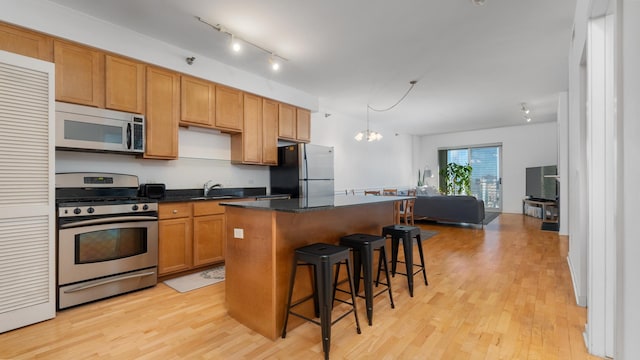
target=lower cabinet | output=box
[158,201,225,276]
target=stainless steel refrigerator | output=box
[270,144,334,198]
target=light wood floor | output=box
[0,214,602,359]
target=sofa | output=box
[413,195,485,225]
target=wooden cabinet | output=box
[215,85,243,132]
[158,202,193,275]
[145,66,179,159]
[54,40,104,107]
[278,103,296,140]
[278,103,311,143]
[192,201,226,266]
[262,99,279,164]
[231,93,262,164]
[158,201,226,276]
[231,94,280,165]
[105,55,145,113]
[180,75,215,127]
[55,41,145,113]
[0,22,52,61]
[296,108,311,143]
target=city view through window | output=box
[439,145,502,210]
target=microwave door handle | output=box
[126,123,132,149]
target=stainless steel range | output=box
[55,172,158,310]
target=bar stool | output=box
[282,243,361,360]
[339,233,394,326]
[382,225,428,297]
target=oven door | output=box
[58,219,158,286]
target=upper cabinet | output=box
[54,40,104,108]
[54,40,145,113]
[296,108,311,143]
[234,93,262,164]
[145,66,180,160]
[278,103,296,141]
[278,103,311,143]
[215,85,243,132]
[262,99,279,165]
[180,75,215,127]
[0,22,52,61]
[105,55,145,114]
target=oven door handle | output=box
[63,271,157,293]
[59,216,158,229]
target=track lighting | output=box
[521,103,532,122]
[230,35,241,53]
[269,55,280,71]
[196,16,288,71]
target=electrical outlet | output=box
[233,228,244,239]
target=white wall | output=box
[416,122,558,214]
[617,0,640,357]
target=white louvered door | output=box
[0,50,55,333]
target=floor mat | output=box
[163,266,225,293]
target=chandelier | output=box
[354,80,417,142]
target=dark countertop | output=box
[221,195,412,213]
[156,187,275,203]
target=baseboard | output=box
[567,255,587,307]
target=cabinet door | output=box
[145,66,179,159]
[158,218,193,275]
[215,85,243,132]
[54,40,104,107]
[193,214,225,266]
[105,55,145,113]
[296,108,311,143]
[242,93,262,164]
[180,75,214,127]
[262,99,279,165]
[278,103,296,140]
[0,22,52,61]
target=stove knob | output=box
[142,204,149,211]
[87,207,95,214]
[132,205,139,211]
[73,208,81,215]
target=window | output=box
[438,145,502,211]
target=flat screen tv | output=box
[526,165,557,201]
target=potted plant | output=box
[439,162,472,195]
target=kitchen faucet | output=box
[204,180,222,196]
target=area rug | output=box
[420,230,439,240]
[483,212,500,225]
[163,265,225,293]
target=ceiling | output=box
[47,0,577,136]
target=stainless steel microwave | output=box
[55,102,145,154]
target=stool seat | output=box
[340,233,394,326]
[282,242,361,360]
[382,225,428,297]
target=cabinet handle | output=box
[172,209,178,214]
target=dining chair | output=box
[364,190,381,196]
[400,189,416,225]
[382,189,398,196]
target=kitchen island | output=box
[221,195,409,340]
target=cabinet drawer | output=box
[193,201,225,216]
[159,202,192,219]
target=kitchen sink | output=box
[189,195,235,201]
